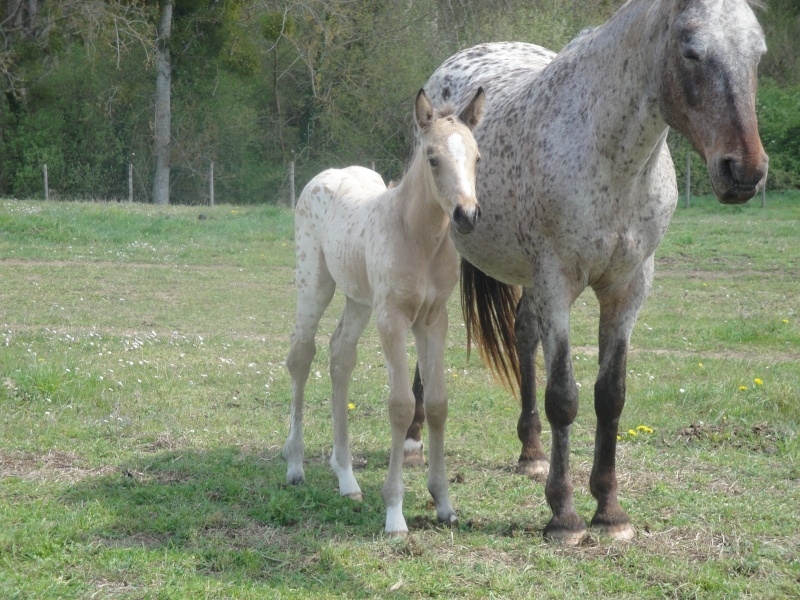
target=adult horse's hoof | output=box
[543,515,587,546]
[516,458,549,480]
[403,440,426,467]
[593,521,635,541]
[403,448,426,468]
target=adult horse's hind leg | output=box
[284,238,336,486]
[589,264,652,541]
[515,290,549,480]
[329,297,372,501]
[403,363,426,467]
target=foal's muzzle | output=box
[453,204,481,234]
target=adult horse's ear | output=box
[459,87,485,130]
[415,89,434,131]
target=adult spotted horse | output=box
[403,0,768,543]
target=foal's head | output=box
[415,87,485,234]
[658,0,768,204]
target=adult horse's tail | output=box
[460,258,521,394]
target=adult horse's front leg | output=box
[515,290,549,479]
[413,311,456,526]
[535,279,586,544]
[377,310,416,535]
[403,363,427,467]
[589,266,652,541]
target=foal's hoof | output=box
[344,492,363,502]
[516,458,549,480]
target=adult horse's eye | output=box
[429,158,438,167]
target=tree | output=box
[151,0,172,205]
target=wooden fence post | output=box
[128,162,134,203]
[43,164,49,201]
[685,152,691,208]
[209,160,215,207]
[289,161,296,209]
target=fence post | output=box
[289,161,296,209]
[761,179,766,208]
[685,152,691,208]
[209,160,215,207]
[43,164,49,200]
[128,162,134,202]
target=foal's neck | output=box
[395,150,450,251]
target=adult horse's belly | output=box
[450,216,533,286]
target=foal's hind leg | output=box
[329,297,372,500]
[284,244,336,486]
[589,265,652,541]
[515,290,549,480]
[403,363,426,467]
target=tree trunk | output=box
[152,0,172,206]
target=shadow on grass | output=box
[63,446,389,592]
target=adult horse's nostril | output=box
[474,205,482,223]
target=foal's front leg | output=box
[414,310,456,525]
[377,309,416,534]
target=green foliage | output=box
[757,78,800,190]
[0,1,798,203]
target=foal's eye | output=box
[428,158,438,167]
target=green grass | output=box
[1,195,798,598]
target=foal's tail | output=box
[460,258,521,395]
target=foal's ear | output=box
[415,89,434,131]
[459,87,486,130]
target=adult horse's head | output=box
[415,87,485,234]
[659,0,768,204]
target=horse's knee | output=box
[287,338,316,378]
[544,380,578,427]
[388,393,415,429]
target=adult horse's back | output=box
[423,0,768,543]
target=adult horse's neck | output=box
[552,0,675,179]
[395,150,451,251]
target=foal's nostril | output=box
[453,205,466,225]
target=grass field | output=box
[1,194,798,598]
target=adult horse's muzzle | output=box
[709,151,769,205]
[452,203,481,234]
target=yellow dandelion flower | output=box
[738,385,748,391]
[347,403,355,410]
[754,378,763,386]
[637,425,654,434]
[453,373,459,378]
[628,429,637,436]
[782,319,789,324]
[698,362,704,368]
[617,435,622,441]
